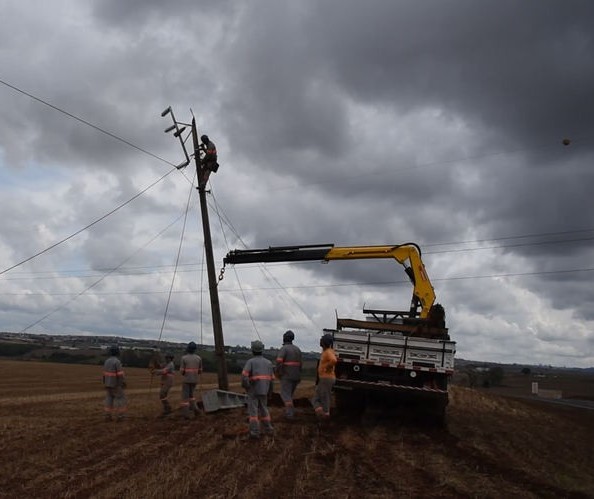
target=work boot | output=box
[104,414,112,422]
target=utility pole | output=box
[161,107,228,390]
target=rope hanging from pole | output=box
[150,172,196,396]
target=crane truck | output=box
[223,243,456,424]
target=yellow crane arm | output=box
[224,243,436,318]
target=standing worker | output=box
[153,353,175,417]
[198,134,218,187]
[180,342,202,420]
[312,334,337,420]
[102,345,127,421]
[275,330,302,419]
[241,340,274,439]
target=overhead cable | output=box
[18,212,185,334]
[0,168,177,277]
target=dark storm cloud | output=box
[91,0,232,26]
[303,1,594,142]
[209,1,594,330]
[215,1,594,162]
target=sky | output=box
[1,1,593,367]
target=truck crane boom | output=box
[223,243,436,319]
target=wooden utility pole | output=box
[161,106,228,391]
[191,118,229,390]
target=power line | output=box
[8,265,593,298]
[425,235,594,255]
[157,174,195,344]
[0,78,176,167]
[0,168,177,277]
[3,78,592,275]
[218,266,594,290]
[18,213,185,334]
[422,228,594,248]
[210,189,322,333]
[3,226,592,282]
[211,189,261,340]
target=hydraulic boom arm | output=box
[223,243,436,318]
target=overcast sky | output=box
[1,1,593,367]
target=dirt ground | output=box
[0,360,592,498]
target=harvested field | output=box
[0,360,592,498]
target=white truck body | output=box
[335,328,455,374]
[329,311,455,412]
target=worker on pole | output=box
[275,330,302,419]
[180,342,202,420]
[198,134,218,187]
[102,345,127,421]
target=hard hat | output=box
[320,334,334,349]
[187,341,197,353]
[200,134,209,143]
[251,340,264,353]
[109,345,120,356]
[283,330,295,343]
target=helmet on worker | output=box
[186,341,197,353]
[109,345,120,356]
[283,330,295,343]
[200,134,209,143]
[251,340,264,354]
[320,333,334,349]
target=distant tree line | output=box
[460,365,505,388]
[0,343,37,357]
[0,342,318,378]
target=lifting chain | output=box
[218,265,226,282]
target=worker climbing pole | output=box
[161,107,228,390]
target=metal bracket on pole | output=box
[161,106,191,169]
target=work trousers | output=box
[159,384,172,413]
[247,394,273,438]
[280,378,300,417]
[104,386,127,419]
[181,382,198,417]
[312,377,335,417]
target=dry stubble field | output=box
[0,359,593,498]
